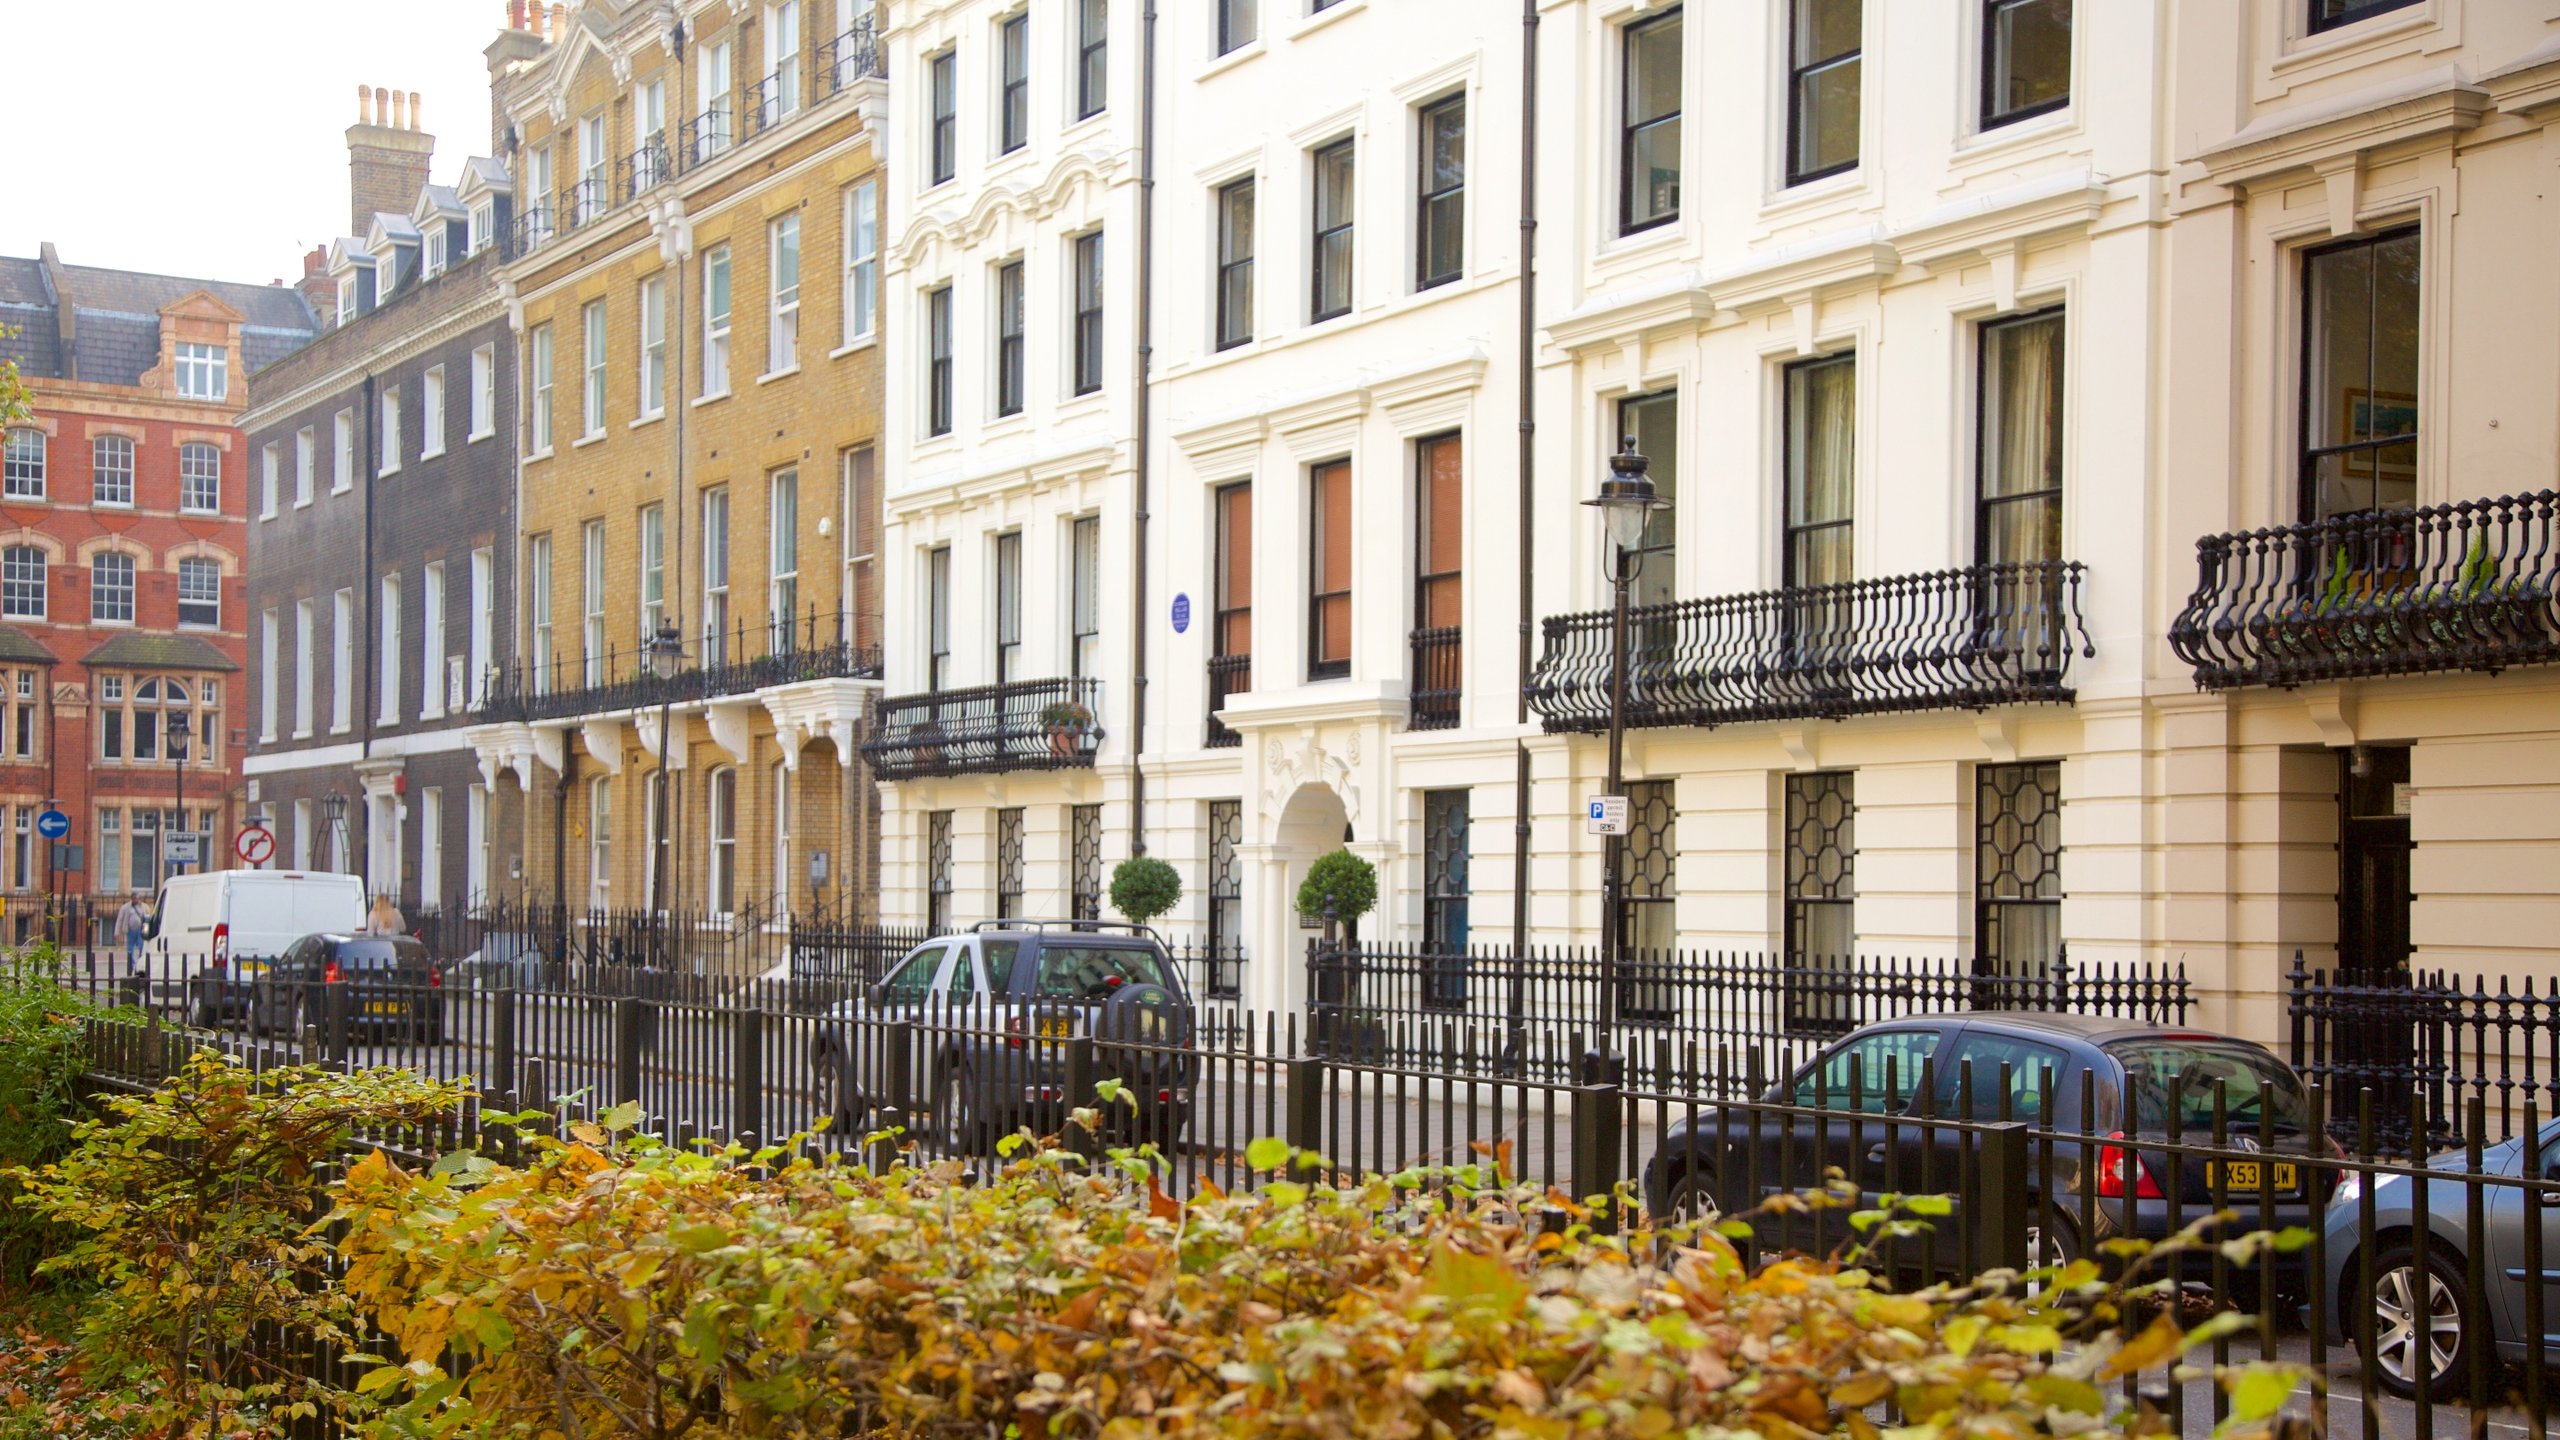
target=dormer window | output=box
[174,342,227,401]
[423,227,446,278]
[337,277,357,324]
[468,204,494,255]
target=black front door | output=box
[2337,745,2415,1108]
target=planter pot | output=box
[1048,725,1081,758]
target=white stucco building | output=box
[869,0,2560,1043]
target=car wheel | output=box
[937,1064,978,1155]
[2022,1207,2082,1296]
[810,1042,857,1140]
[2363,1242,2472,1401]
[1663,1168,1722,1228]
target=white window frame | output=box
[1,547,45,621]
[423,226,447,279]
[295,426,315,505]
[470,344,496,440]
[843,180,879,343]
[1,429,41,502]
[703,245,733,396]
[260,608,280,741]
[421,364,447,457]
[91,434,134,507]
[583,520,607,687]
[379,572,402,723]
[582,301,608,436]
[700,39,735,159]
[766,1,804,122]
[91,552,135,625]
[466,785,489,901]
[260,442,279,518]
[469,203,494,255]
[332,588,354,732]
[331,409,354,495]
[422,560,447,720]
[470,548,495,705]
[589,775,614,908]
[174,341,228,401]
[768,214,802,375]
[702,486,732,662]
[419,787,444,907]
[578,112,607,220]
[294,597,315,736]
[529,535,554,696]
[179,440,219,514]
[379,386,402,475]
[293,798,314,870]
[773,761,793,910]
[530,324,556,453]
[706,764,738,917]
[177,556,221,629]
[769,468,799,641]
[640,502,666,640]
[638,276,668,418]
[336,277,358,325]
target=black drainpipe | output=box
[359,370,379,892]
[1510,0,1539,960]
[1129,0,1159,856]
[553,749,576,908]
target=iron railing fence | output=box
[1408,625,1462,730]
[1308,940,2189,1091]
[817,16,883,94]
[1204,653,1249,748]
[862,676,1104,780]
[42,973,2560,1436]
[474,604,880,723]
[2170,489,2560,690]
[681,106,733,166]
[2285,949,2560,1155]
[617,134,673,202]
[1526,559,2092,733]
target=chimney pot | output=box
[550,5,565,41]
[392,90,406,129]
[508,0,525,28]
[358,84,372,123]
[410,92,423,131]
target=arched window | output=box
[92,435,134,506]
[1,547,45,619]
[706,766,737,917]
[179,442,222,514]
[3,430,44,500]
[588,775,613,909]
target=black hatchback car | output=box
[810,921,1197,1152]
[244,933,447,1047]
[1640,1012,2334,1284]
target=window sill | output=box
[468,428,495,444]
[572,432,608,450]
[94,500,133,511]
[1197,41,1265,82]
[330,724,351,736]
[829,335,878,359]
[1760,167,1865,223]
[293,498,312,511]
[182,505,222,516]
[629,411,666,431]
[692,389,731,408]
[420,445,446,461]
[378,467,402,479]
[259,733,278,746]
[757,365,803,386]
[291,730,312,742]
[258,510,278,522]
[1944,107,2080,182]
[1291,0,1365,41]
[522,448,554,465]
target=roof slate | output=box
[83,632,240,673]
[0,627,55,666]
[0,251,319,384]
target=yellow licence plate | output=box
[1038,1018,1072,1038]
[2207,1161,2296,1191]
[365,1001,403,1016]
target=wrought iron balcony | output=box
[818,18,883,95]
[558,180,606,231]
[1525,560,2090,734]
[682,107,733,167]
[618,135,672,203]
[1408,626,1462,730]
[474,606,881,725]
[744,71,799,137]
[862,677,1104,781]
[2168,491,2560,690]
[508,206,554,257]
[1205,654,1249,748]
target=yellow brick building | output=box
[467,0,888,949]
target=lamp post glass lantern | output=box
[165,711,191,878]
[1581,437,1668,1074]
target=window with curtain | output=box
[999,13,1029,153]
[929,51,957,184]
[1076,0,1107,119]
[770,469,799,649]
[2301,226,2420,523]
[1617,390,1679,608]
[927,285,955,436]
[1978,309,2065,671]
[1975,761,2061,984]
[1620,9,1682,233]
[707,767,737,916]
[1416,94,1464,288]
[1073,231,1105,394]
[702,486,731,666]
[1216,178,1254,350]
[1070,515,1101,678]
[1310,140,1355,322]
[994,530,1022,682]
[995,259,1025,416]
[1783,353,1855,590]
[1786,0,1862,186]
[1981,0,2070,129]
[178,558,221,628]
[926,545,952,690]
[1308,460,1351,680]
[1210,482,1251,744]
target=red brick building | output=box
[0,243,317,906]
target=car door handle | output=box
[1866,1143,1888,1165]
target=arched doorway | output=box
[1259,781,1352,1013]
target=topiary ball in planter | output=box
[1296,848,1377,927]
[1108,856,1182,926]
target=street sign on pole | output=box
[166,833,203,865]
[1586,795,1629,836]
[35,809,69,841]
[236,825,276,866]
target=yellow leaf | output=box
[1832,1372,1893,1408]
[2101,1312,2184,1378]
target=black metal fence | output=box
[43,969,2560,1435]
[862,676,1105,780]
[474,604,881,724]
[1408,626,1462,729]
[2169,488,2560,690]
[1309,940,2189,1091]
[1526,559,2092,732]
[2286,950,2560,1154]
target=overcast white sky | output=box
[8,1,506,285]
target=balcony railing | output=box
[818,18,883,95]
[509,206,553,257]
[744,71,799,137]
[682,107,733,167]
[1408,626,1462,730]
[618,135,672,203]
[1525,560,2091,733]
[1205,654,1250,748]
[475,605,881,725]
[2168,491,2560,691]
[862,677,1104,781]
[558,179,606,231]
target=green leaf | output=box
[672,1221,732,1253]
[1902,1193,1952,1217]
[1245,1137,1291,1171]
[599,1100,644,1133]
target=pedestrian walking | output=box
[364,893,405,937]
[114,895,149,971]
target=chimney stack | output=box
[345,81,436,237]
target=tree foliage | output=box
[0,947,96,1282]
[0,327,33,432]
[1296,847,1378,925]
[1108,855,1183,925]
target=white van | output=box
[152,871,367,1026]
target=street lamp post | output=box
[1581,438,1668,1081]
[643,620,686,932]
[165,711,191,879]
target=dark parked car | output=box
[2322,1118,2560,1399]
[1640,1013,2334,1283]
[244,933,447,1046]
[809,921,1196,1151]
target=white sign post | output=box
[1586,795,1629,836]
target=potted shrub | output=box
[1040,698,1095,758]
[909,717,945,771]
[1296,848,1377,942]
[1108,856,1181,927]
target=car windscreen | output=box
[1031,944,1172,1000]
[2106,1039,2311,1134]
[337,938,431,971]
